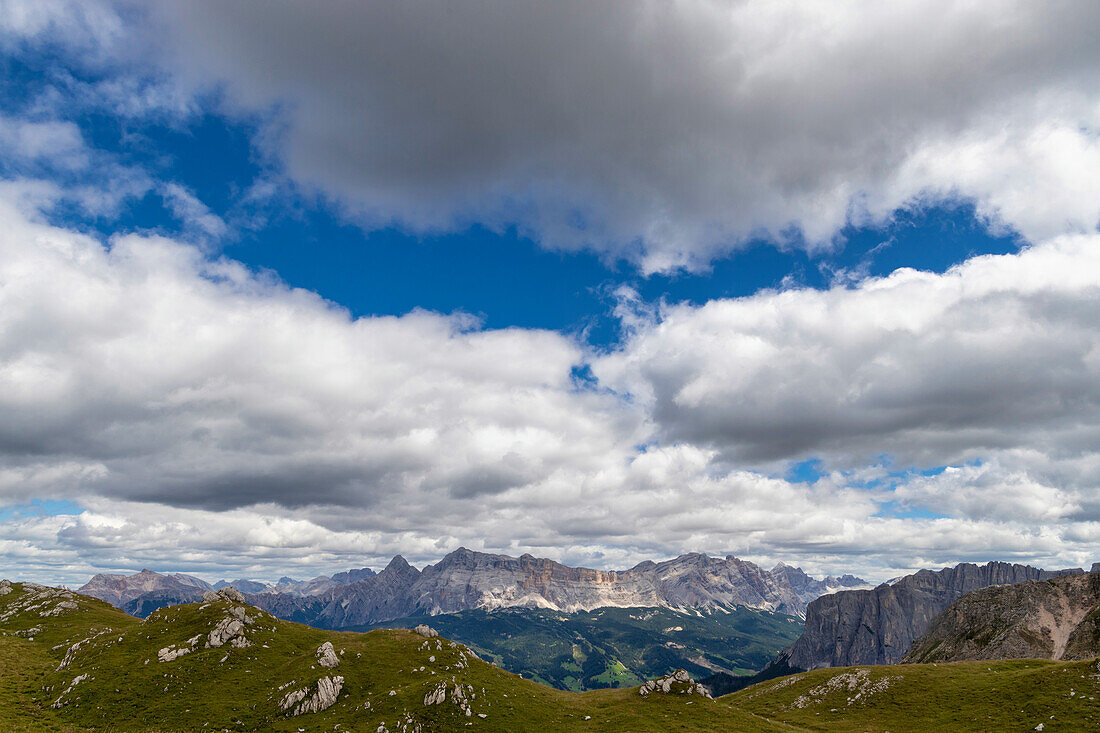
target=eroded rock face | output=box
[316,641,340,668]
[903,571,1100,663]
[279,675,343,716]
[775,561,1085,671]
[207,605,254,648]
[638,669,711,697]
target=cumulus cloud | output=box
[2,0,1100,581]
[0,194,636,516]
[124,0,1100,270]
[0,192,1098,582]
[594,235,1100,471]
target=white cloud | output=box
[122,0,1100,271]
[0,116,88,170]
[159,183,228,241]
[0,192,1098,582]
[594,234,1100,471]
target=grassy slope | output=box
[356,605,803,690]
[725,658,1100,732]
[4,582,1098,732]
[0,582,780,732]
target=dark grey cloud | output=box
[136,0,1100,270]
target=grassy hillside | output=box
[356,605,803,690]
[0,581,781,732]
[3,580,1098,732]
[725,657,1100,731]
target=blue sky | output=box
[0,1,1098,585]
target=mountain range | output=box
[903,570,1100,663]
[78,548,869,626]
[4,575,1098,731]
[770,561,1086,671]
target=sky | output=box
[1,0,1099,586]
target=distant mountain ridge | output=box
[78,548,868,626]
[771,561,1086,672]
[903,570,1100,663]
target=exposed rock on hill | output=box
[638,669,712,697]
[280,675,344,716]
[903,571,1100,663]
[316,641,340,668]
[772,561,1083,671]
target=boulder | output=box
[218,587,246,603]
[280,675,344,716]
[414,624,439,638]
[316,641,340,668]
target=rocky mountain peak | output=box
[383,555,416,574]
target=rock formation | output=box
[316,641,340,668]
[279,675,344,716]
[903,571,1100,663]
[638,669,711,697]
[772,561,1083,671]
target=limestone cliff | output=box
[772,561,1083,671]
[903,571,1100,663]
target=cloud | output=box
[594,235,1100,471]
[159,182,228,241]
[121,0,1100,271]
[1,190,1099,582]
[0,115,88,170]
[0,192,638,512]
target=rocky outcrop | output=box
[279,675,343,716]
[207,587,245,603]
[772,561,1084,671]
[0,583,81,622]
[903,571,1100,663]
[638,669,711,697]
[422,681,475,716]
[0,579,12,596]
[206,604,254,648]
[414,624,439,638]
[157,634,202,662]
[316,641,340,668]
